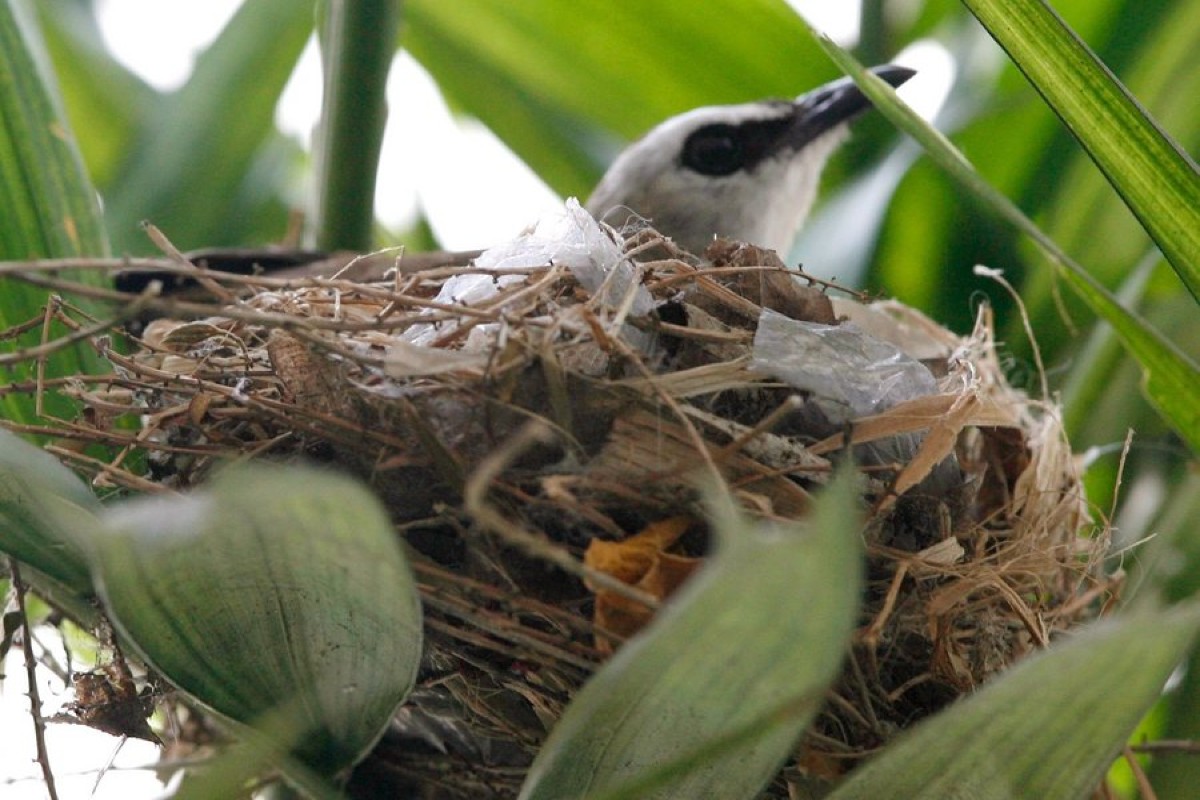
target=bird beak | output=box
[785,64,915,149]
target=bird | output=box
[114,65,913,294]
[586,64,915,256]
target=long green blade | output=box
[520,471,861,800]
[801,24,1200,454]
[0,0,110,422]
[0,427,98,596]
[962,0,1200,304]
[0,0,107,260]
[828,604,1200,800]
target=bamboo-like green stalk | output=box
[313,0,403,252]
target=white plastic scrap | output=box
[751,307,964,494]
[399,199,654,349]
[751,307,938,422]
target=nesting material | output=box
[56,199,1108,796]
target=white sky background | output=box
[1,3,951,797]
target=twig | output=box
[1129,739,1200,755]
[418,592,597,671]
[43,445,175,495]
[8,558,60,800]
[975,265,1048,402]
[141,222,235,304]
[638,257,868,298]
[0,255,527,284]
[90,736,129,797]
[0,291,152,366]
[1123,744,1157,799]
[0,419,229,455]
[9,270,509,332]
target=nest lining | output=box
[13,205,1112,797]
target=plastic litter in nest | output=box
[68,199,1111,796]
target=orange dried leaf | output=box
[583,515,692,588]
[586,516,700,649]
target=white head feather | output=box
[586,66,914,256]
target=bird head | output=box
[585,65,915,256]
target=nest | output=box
[10,202,1112,797]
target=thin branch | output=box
[1129,739,1200,755]
[0,254,507,286]
[8,558,60,800]
[142,222,235,304]
[0,290,155,366]
[8,270,519,332]
[1123,745,1157,800]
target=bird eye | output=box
[681,124,746,176]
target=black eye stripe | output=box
[680,114,797,177]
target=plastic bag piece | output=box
[750,308,962,507]
[751,307,938,421]
[403,199,655,348]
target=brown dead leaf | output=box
[585,516,701,651]
[705,239,837,325]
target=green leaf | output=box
[0,0,108,259]
[34,0,156,189]
[801,23,1200,455]
[827,604,1200,800]
[1148,641,1200,798]
[1033,0,1200,276]
[0,427,100,596]
[101,0,314,253]
[1059,252,1158,439]
[938,0,1200,376]
[404,0,830,197]
[961,0,1200,304]
[1138,475,1200,796]
[519,469,862,800]
[1054,258,1200,453]
[93,463,423,776]
[0,0,112,422]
